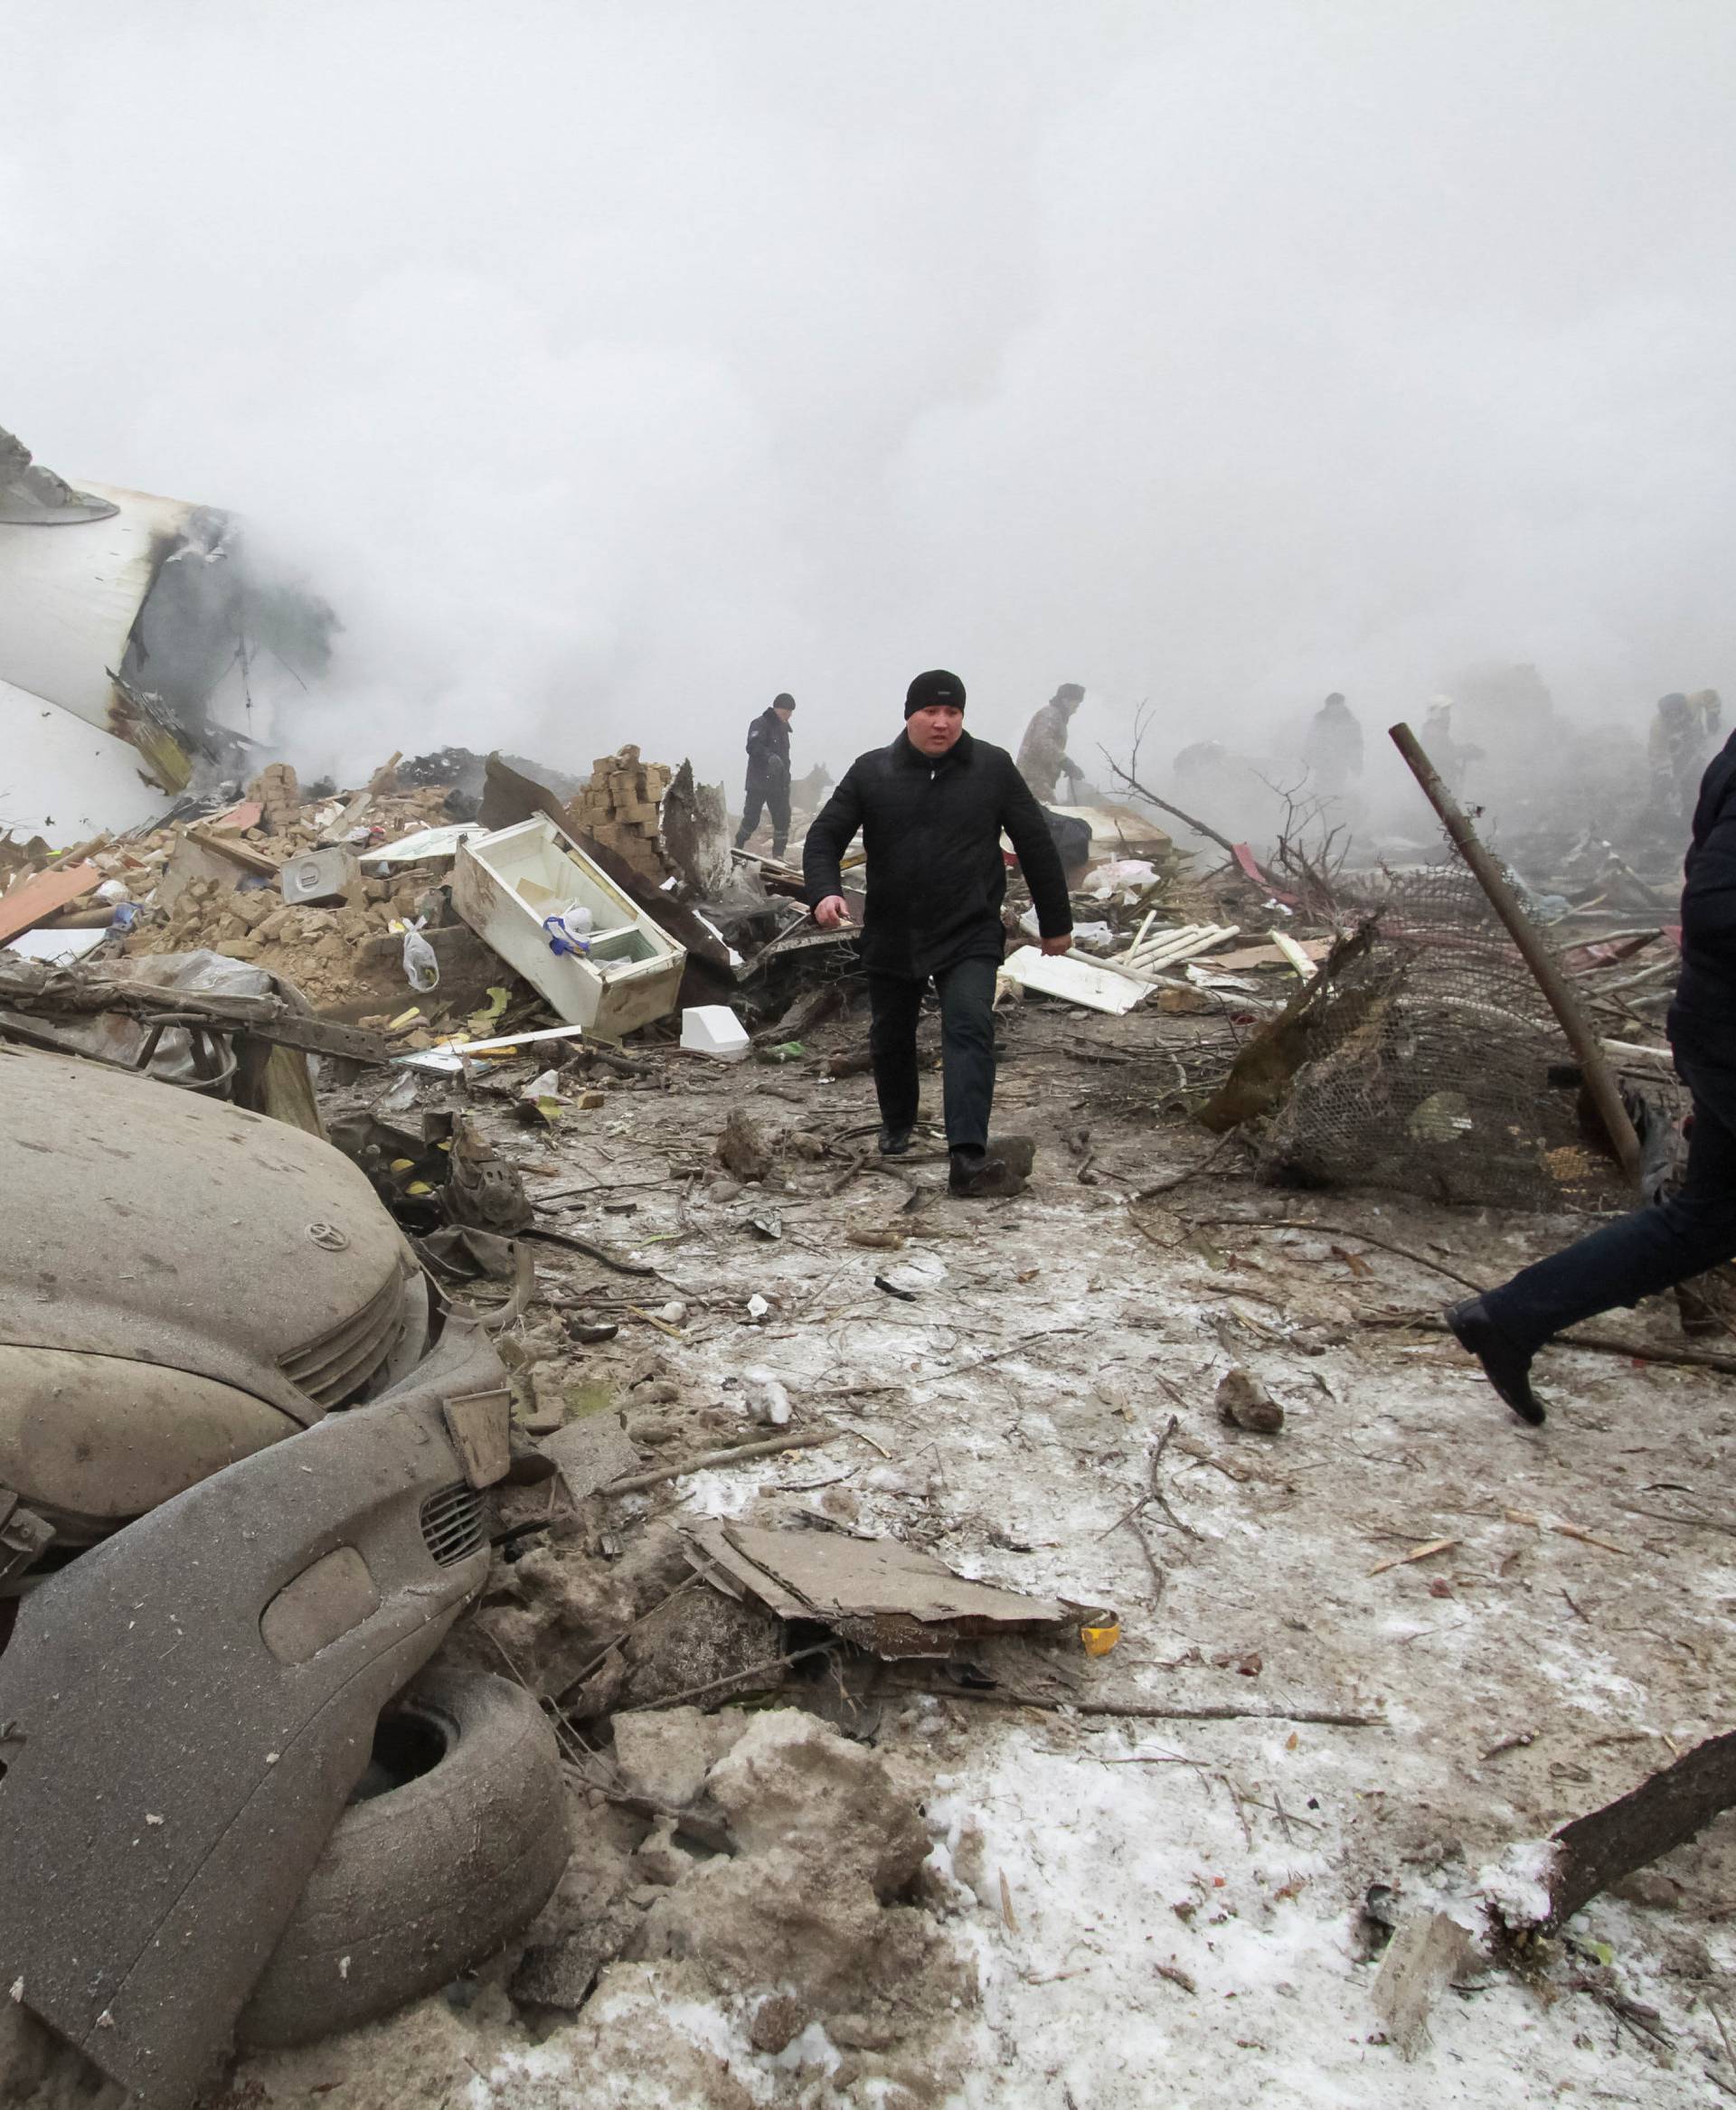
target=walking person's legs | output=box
[937,956,1033,1196]
[1450,1067,1736,1422]
[768,781,791,862]
[935,956,999,1155]
[866,975,924,1154]
[734,779,767,850]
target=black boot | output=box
[878,1126,912,1156]
[1444,1296,1545,1426]
[948,1137,1033,1198]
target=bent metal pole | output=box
[1388,721,1643,1188]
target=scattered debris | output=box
[2,693,1731,2110]
[998,943,1152,1015]
[453,815,686,1035]
[681,1520,1080,1657]
[1215,1366,1285,1434]
[1371,1911,1474,2057]
[716,1107,774,1182]
[680,1003,750,1060]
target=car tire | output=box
[238,1665,569,2049]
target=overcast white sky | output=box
[3,1,1732,792]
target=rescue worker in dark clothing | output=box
[735,692,796,860]
[805,669,1073,1196]
[1449,724,1736,1424]
[1301,692,1363,796]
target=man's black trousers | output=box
[867,956,999,1153]
[1484,1057,1736,1350]
[735,776,790,855]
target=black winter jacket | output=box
[1671,728,1736,1069]
[804,729,1072,979]
[744,708,791,786]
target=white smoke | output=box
[3,0,1732,813]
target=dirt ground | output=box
[229,989,1736,2108]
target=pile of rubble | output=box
[570,744,675,887]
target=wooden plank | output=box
[184,826,278,877]
[0,863,101,947]
[1372,1913,1472,2056]
[0,956,393,1064]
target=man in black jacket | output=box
[735,692,796,861]
[1448,726,1736,1423]
[805,669,1073,1196]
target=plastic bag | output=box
[401,925,440,992]
[542,911,592,957]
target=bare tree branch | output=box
[1099,702,1240,857]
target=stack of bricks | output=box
[568,744,673,886]
[247,762,302,835]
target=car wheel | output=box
[238,1666,569,2049]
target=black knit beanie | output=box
[905,669,966,718]
[772,692,795,711]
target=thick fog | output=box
[4,1,1733,813]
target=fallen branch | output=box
[583,1042,659,1079]
[627,1302,685,1337]
[599,1427,836,1495]
[893,1682,1384,1728]
[1552,1521,1631,1558]
[1367,1537,1458,1577]
[615,1642,838,1713]
[1185,1214,1486,1293]
[1487,1727,1736,1942]
[1134,1134,1241,1201]
[523,1226,657,1275]
[1098,734,1240,857]
[1362,1309,1736,1378]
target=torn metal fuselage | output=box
[0,421,335,798]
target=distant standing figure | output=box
[1422,696,1481,792]
[1448,723,1736,1424]
[735,692,796,861]
[805,670,1072,1197]
[1648,692,1697,823]
[1301,692,1363,796]
[1686,689,1724,796]
[1016,683,1086,803]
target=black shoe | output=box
[948,1138,1033,1198]
[878,1126,913,1156]
[948,1146,991,1195]
[1445,1295,1545,1426]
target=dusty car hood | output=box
[0,1046,412,1418]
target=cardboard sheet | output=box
[683,1519,1076,1658]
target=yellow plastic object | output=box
[1080,1617,1121,1656]
[467,986,511,1035]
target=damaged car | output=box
[0,1045,569,2105]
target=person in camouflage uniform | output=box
[1015,683,1086,802]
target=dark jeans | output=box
[1484,1059,1736,1352]
[867,956,999,1153]
[735,777,790,856]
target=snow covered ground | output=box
[232,1002,1736,2107]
